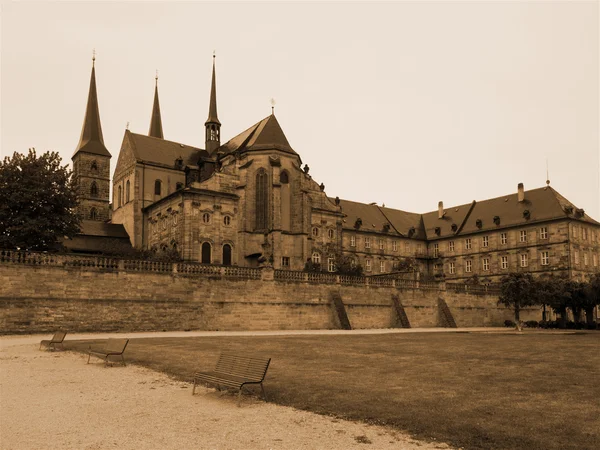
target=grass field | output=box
[66,331,600,450]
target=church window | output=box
[90,181,99,198]
[173,214,178,226]
[311,252,321,265]
[201,242,212,264]
[89,208,98,220]
[280,171,289,184]
[312,227,320,237]
[154,180,162,196]
[162,218,167,230]
[328,258,336,272]
[117,186,122,207]
[202,213,211,224]
[328,229,335,239]
[126,180,130,203]
[222,244,232,266]
[223,215,231,226]
[91,160,98,171]
[255,169,269,230]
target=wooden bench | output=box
[192,353,271,406]
[39,331,67,351]
[87,338,129,367]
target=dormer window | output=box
[523,210,531,220]
[354,218,362,229]
[564,205,573,214]
[476,219,483,229]
[382,224,390,233]
[451,223,458,232]
[408,227,415,237]
[493,216,500,225]
[175,157,184,170]
[576,208,585,217]
[434,227,441,236]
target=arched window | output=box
[201,242,212,264]
[202,213,211,223]
[126,180,130,203]
[117,186,122,207]
[90,181,98,197]
[90,160,98,171]
[223,244,232,266]
[312,252,321,264]
[154,180,162,196]
[280,170,291,231]
[223,216,231,226]
[90,208,98,220]
[255,169,268,230]
[280,171,289,184]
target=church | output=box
[71,56,600,283]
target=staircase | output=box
[391,295,411,328]
[331,292,352,330]
[438,298,457,328]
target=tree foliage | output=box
[498,272,538,323]
[0,149,80,251]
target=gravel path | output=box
[0,336,454,450]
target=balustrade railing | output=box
[223,266,261,280]
[274,269,306,282]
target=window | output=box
[312,252,321,265]
[350,235,356,247]
[520,230,527,242]
[312,227,320,237]
[392,241,397,252]
[162,218,167,230]
[126,180,130,203]
[520,254,528,267]
[328,258,336,272]
[255,169,269,230]
[202,213,211,223]
[465,260,472,273]
[433,243,439,257]
[117,185,121,207]
[282,256,290,267]
[222,244,232,266]
[365,259,372,272]
[364,237,371,249]
[582,228,587,240]
[173,214,178,226]
[573,225,578,238]
[501,233,507,245]
[482,236,489,248]
[380,260,386,273]
[405,242,411,253]
[90,160,98,171]
[279,171,289,184]
[593,253,598,267]
[584,253,589,266]
[448,241,455,252]
[541,251,549,266]
[91,181,99,198]
[223,216,231,226]
[449,262,455,274]
[465,238,472,250]
[328,229,335,239]
[482,258,489,271]
[201,242,211,264]
[89,208,98,220]
[379,239,384,250]
[574,251,579,265]
[154,180,162,196]
[501,256,508,270]
[540,227,548,240]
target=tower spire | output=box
[73,54,110,157]
[205,52,221,153]
[148,70,164,139]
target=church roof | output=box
[73,62,111,158]
[219,114,296,156]
[148,78,164,139]
[125,131,202,168]
[205,56,220,126]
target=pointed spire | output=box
[205,52,221,126]
[148,71,164,139]
[74,53,110,157]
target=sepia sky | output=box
[1,1,599,220]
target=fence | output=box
[0,249,498,294]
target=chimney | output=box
[517,183,525,202]
[438,201,444,219]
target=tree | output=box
[304,244,363,276]
[498,272,538,328]
[0,149,80,251]
[582,273,600,328]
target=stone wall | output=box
[0,258,529,334]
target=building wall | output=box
[72,152,111,221]
[0,263,528,334]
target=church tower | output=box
[148,73,164,139]
[71,54,111,222]
[204,54,221,154]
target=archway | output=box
[222,244,232,266]
[201,242,211,264]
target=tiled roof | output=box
[218,115,296,156]
[127,131,202,168]
[379,206,427,239]
[79,220,130,239]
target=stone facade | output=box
[72,152,111,222]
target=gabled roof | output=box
[125,131,202,168]
[380,205,427,239]
[73,63,111,158]
[218,114,296,156]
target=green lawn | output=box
[65,332,600,450]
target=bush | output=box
[525,320,539,328]
[504,319,516,328]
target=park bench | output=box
[87,338,129,367]
[39,331,67,351]
[192,353,271,406]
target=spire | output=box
[148,71,164,139]
[73,54,110,157]
[205,53,221,153]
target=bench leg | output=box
[192,379,196,396]
[87,352,91,364]
[237,388,243,407]
[260,383,267,402]
[121,354,126,367]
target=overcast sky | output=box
[1,1,599,220]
